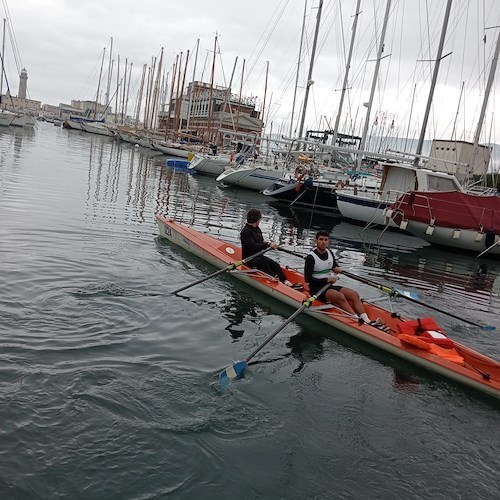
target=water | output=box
[1,123,499,499]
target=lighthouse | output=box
[18,68,28,99]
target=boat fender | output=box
[397,317,455,348]
[398,334,465,365]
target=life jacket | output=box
[309,249,335,280]
[397,317,464,365]
[397,317,455,347]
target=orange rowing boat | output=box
[156,215,500,399]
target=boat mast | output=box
[215,56,238,137]
[105,36,113,112]
[150,49,164,130]
[1,18,5,96]
[174,49,189,138]
[125,61,132,123]
[186,38,200,132]
[289,0,308,137]
[467,26,500,179]
[332,0,362,147]
[236,58,245,133]
[413,0,453,166]
[121,57,128,125]
[93,47,106,120]
[164,56,178,139]
[207,34,218,143]
[297,0,323,140]
[135,63,146,129]
[261,60,269,134]
[357,0,391,169]
[115,55,120,124]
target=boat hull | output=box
[188,154,231,175]
[263,178,341,215]
[399,220,500,256]
[216,166,286,191]
[156,215,500,399]
[390,190,500,256]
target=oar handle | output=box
[245,283,331,363]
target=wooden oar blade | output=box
[219,360,248,388]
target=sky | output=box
[2,0,500,145]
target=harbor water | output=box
[1,123,499,499]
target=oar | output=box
[342,270,496,331]
[279,247,419,299]
[171,246,272,295]
[219,282,331,388]
[477,238,500,258]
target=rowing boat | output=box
[156,215,500,400]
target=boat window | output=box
[427,175,458,191]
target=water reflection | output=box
[0,125,36,168]
[379,245,500,321]
[286,330,325,374]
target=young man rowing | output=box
[304,230,375,324]
[240,208,292,286]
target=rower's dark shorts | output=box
[311,284,342,302]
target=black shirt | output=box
[240,224,269,259]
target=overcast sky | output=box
[2,0,499,143]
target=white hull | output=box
[188,154,232,175]
[0,111,15,126]
[9,114,37,128]
[336,191,398,227]
[152,141,190,158]
[216,165,287,191]
[402,220,500,256]
[81,122,113,136]
[63,120,83,130]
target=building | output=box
[0,68,41,115]
[0,92,41,115]
[158,81,264,144]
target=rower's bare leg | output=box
[325,289,356,315]
[339,287,372,322]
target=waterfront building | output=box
[157,80,264,144]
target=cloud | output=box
[3,0,499,142]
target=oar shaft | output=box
[343,270,494,330]
[171,246,272,295]
[279,247,306,259]
[171,267,228,294]
[245,283,331,363]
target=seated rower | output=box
[240,209,292,286]
[304,230,374,324]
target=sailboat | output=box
[387,25,500,256]
[0,18,36,128]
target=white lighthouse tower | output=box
[18,68,28,99]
